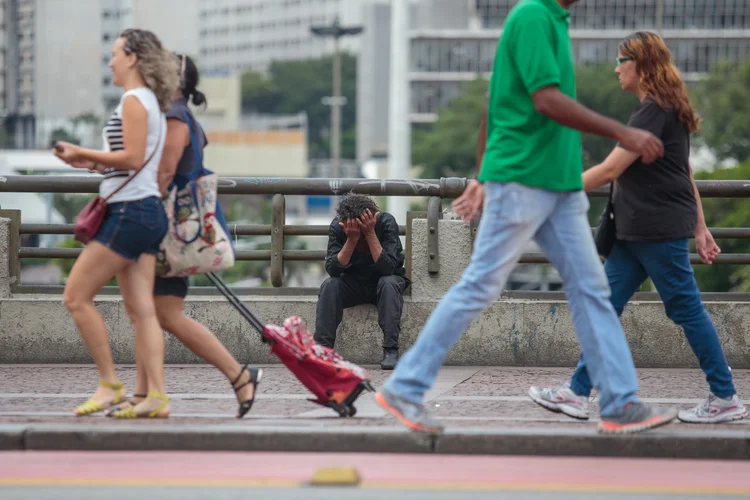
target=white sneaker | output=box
[678,394,748,424]
[528,384,589,420]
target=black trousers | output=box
[314,275,407,350]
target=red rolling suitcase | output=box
[207,272,374,417]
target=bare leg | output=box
[64,241,131,410]
[118,253,169,416]
[155,295,256,409]
[107,272,150,414]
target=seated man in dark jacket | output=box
[314,194,409,370]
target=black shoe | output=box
[381,349,399,370]
[231,365,263,419]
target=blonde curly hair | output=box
[119,29,178,112]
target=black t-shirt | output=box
[613,98,697,241]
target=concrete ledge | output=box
[2,296,750,367]
[435,427,750,460]
[4,424,749,459]
[21,425,432,454]
[0,425,24,451]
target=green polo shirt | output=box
[478,0,582,191]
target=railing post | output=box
[270,194,285,287]
[404,211,420,282]
[427,196,443,274]
[0,210,21,297]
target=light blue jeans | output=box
[384,182,640,417]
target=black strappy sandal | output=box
[105,393,147,417]
[231,365,263,418]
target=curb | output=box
[1,424,748,460]
[436,427,750,460]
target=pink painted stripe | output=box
[0,451,748,490]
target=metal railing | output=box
[3,175,750,298]
[0,176,466,294]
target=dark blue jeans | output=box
[569,238,735,399]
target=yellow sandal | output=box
[111,392,170,419]
[105,393,147,417]
[74,380,125,416]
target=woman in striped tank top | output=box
[53,29,178,418]
[106,54,263,419]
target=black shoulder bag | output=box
[594,182,615,258]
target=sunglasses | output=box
[616,57,633,66]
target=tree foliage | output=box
[240,53,357,159]
[412,65,639,180]
[693,58,750,163]
[413,78,488,180]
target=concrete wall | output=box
[2,296,749,368]
[2,215,750,367]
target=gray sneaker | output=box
[678,394,748,424]
[528,384,590,420]
[375,387,443,434]
[598,402,677,435]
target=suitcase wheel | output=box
[336,405,356,418]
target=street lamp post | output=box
[310,16,363,181]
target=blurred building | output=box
[477,0,750,80]
[192,74,309,179]
[100,0,201,111]
[35,0,103,148]
[1,0,36,149]
[197,0,364,75]
[1,0,204,149]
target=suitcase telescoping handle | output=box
[206,272,267,338]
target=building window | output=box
[411,81,462,114]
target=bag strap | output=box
[103,117,164,202]
[184,113,204,175]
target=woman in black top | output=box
[529,31,746,424]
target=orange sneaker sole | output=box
[598,410,677,435]
[374,392,441,433]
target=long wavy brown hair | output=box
[119,29,178,113]
[619,31,700,133]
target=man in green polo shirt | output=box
[376,0,678,435]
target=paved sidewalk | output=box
[0,365,748,458]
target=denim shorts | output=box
[153,276,189,298]
[93,196,168,262]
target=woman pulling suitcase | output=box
[107,53,263,419]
